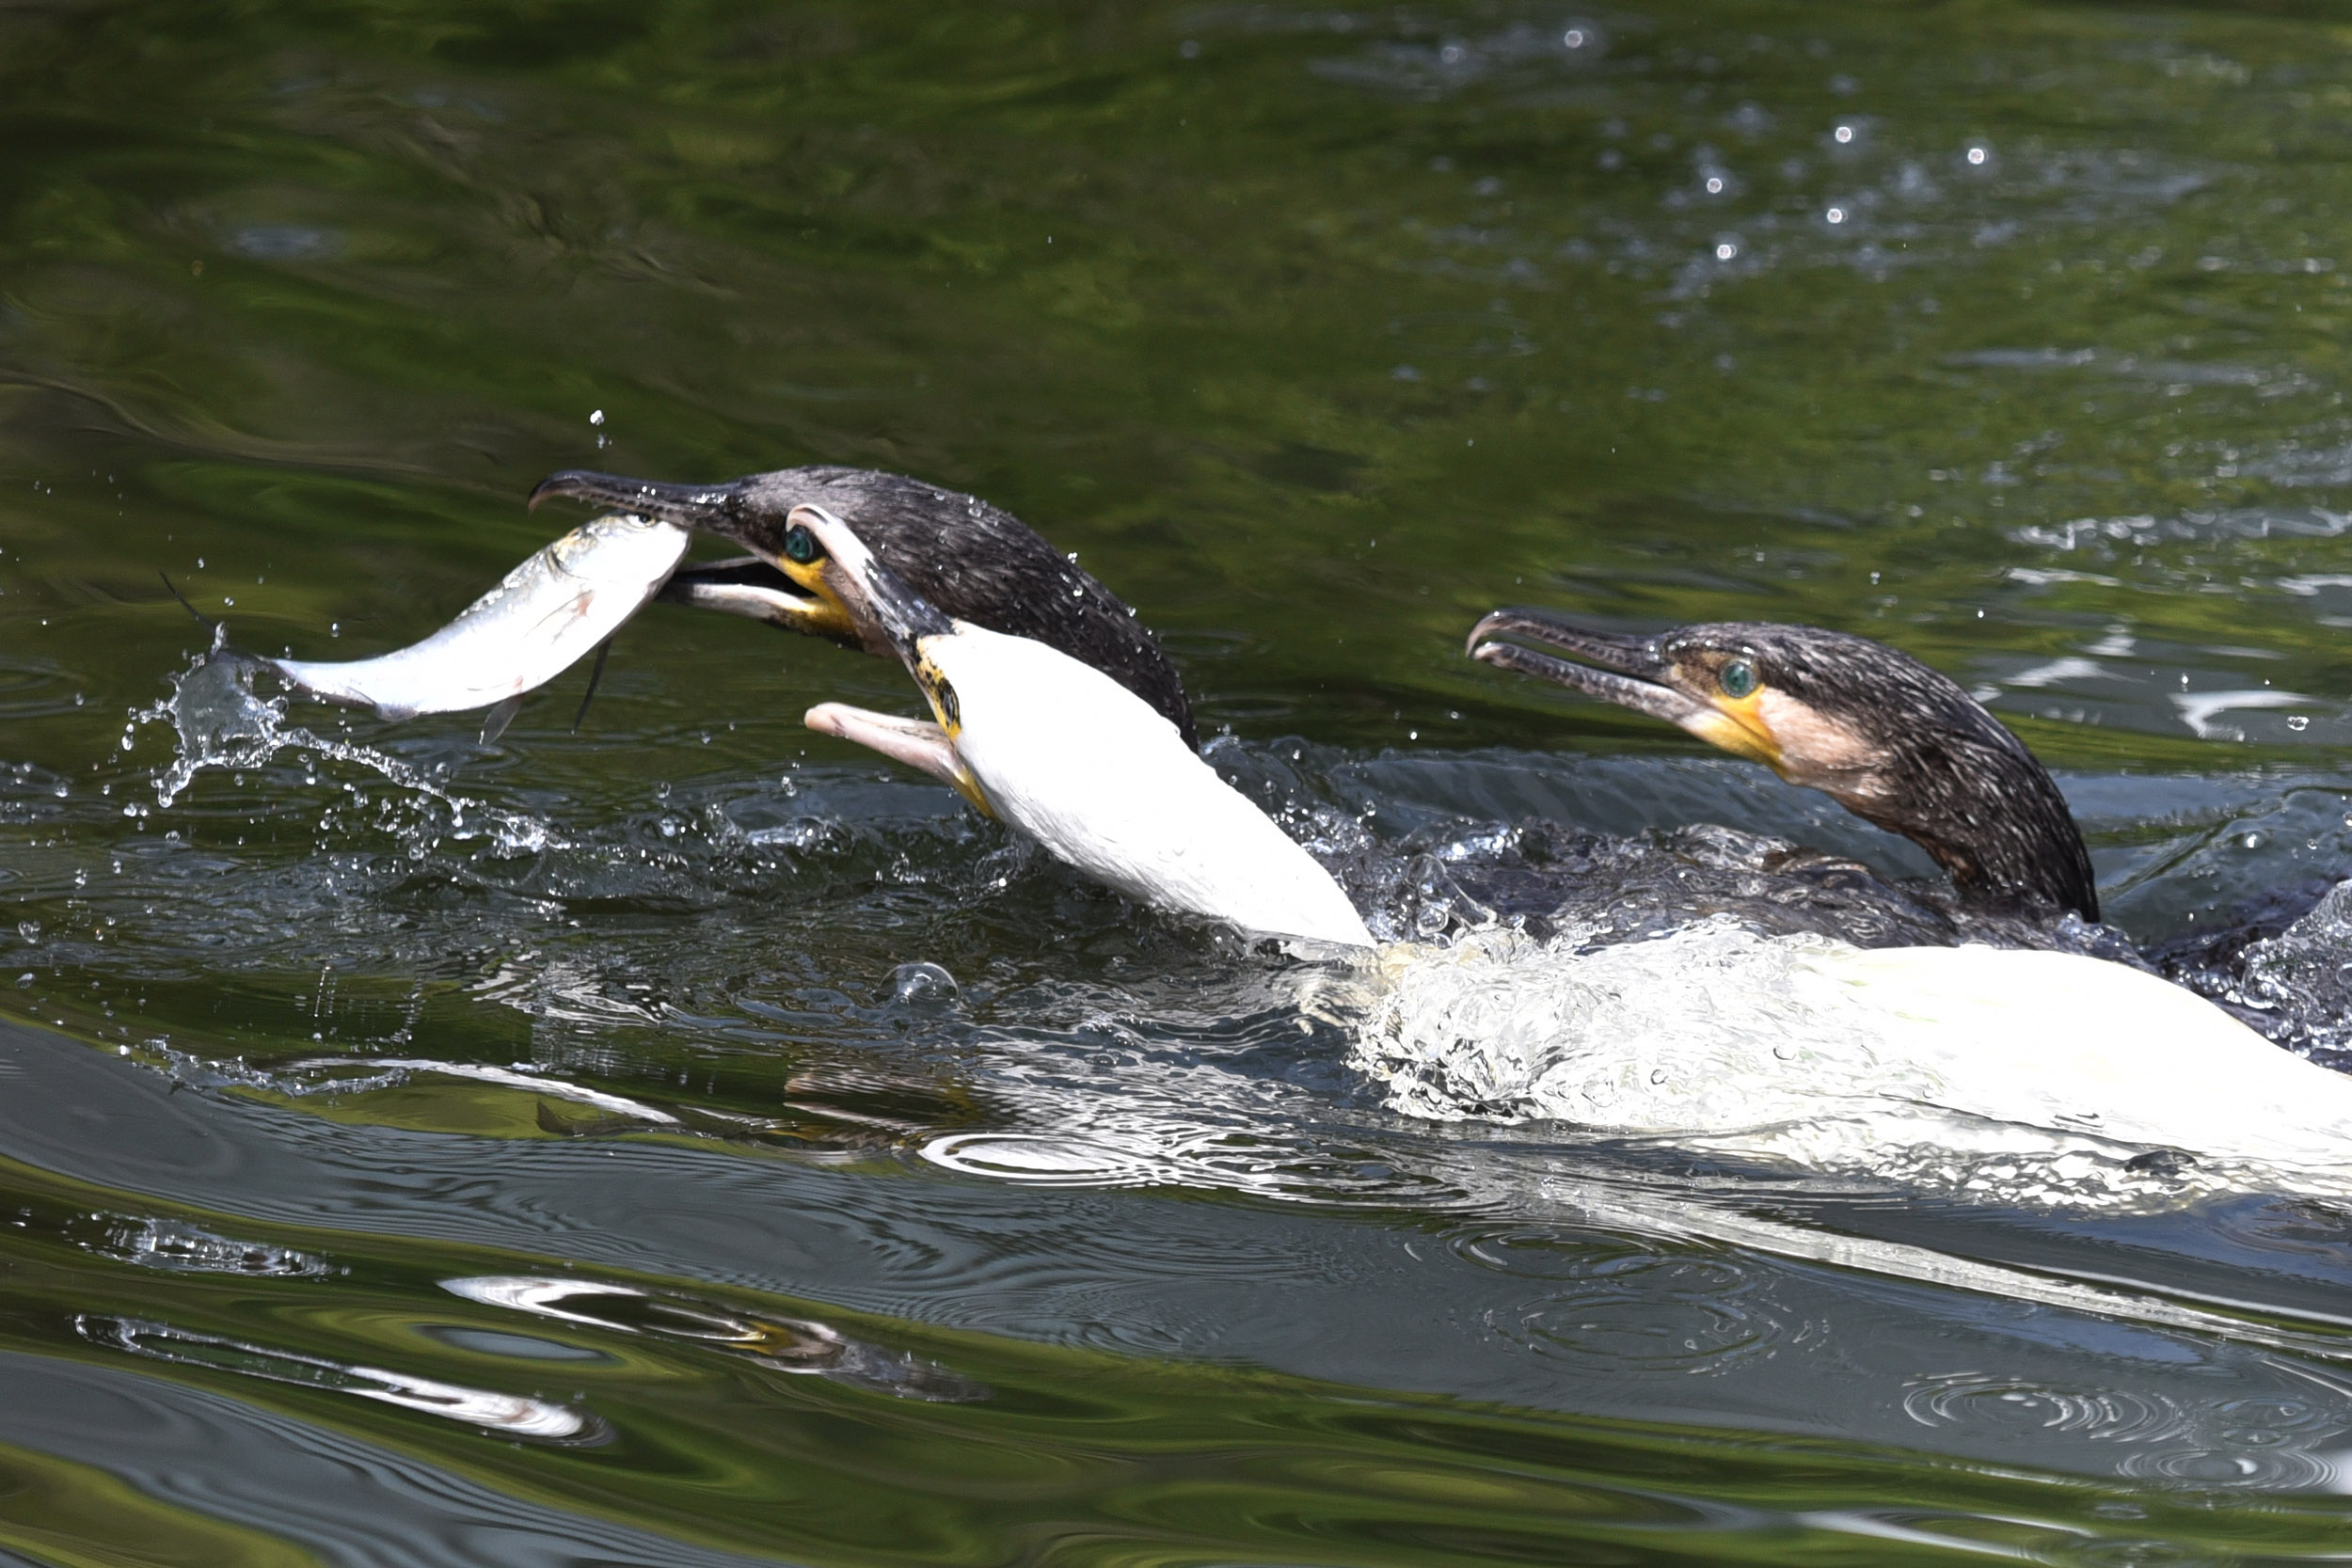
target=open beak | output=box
[1466,609,1708,727]
[532,470,860,644]
[786,507,991,816]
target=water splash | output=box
[1350,918,2352,1201]
[138,635,547,856]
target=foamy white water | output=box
[1353,917,2352,1197]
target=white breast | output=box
[925,625,1373,950]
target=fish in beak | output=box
[530,469,869,649]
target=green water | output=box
[9,0,2352,1562]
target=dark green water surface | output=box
[10,0,2352,1562]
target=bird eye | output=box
[782,524,822,565]
[1720,658,1758,699]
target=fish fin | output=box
[159,571,218,632]
[480,695,524,745]
[572,639,612,734]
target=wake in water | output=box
[1346,916,2352,1202]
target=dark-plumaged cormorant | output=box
[530,467,1198,747]
[1466,609,2099,922]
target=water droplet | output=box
[1825,206,1847,224]
[1834,124,1853,144]
[2288,714,2310,732]
[1967,146,1988,166]
[588,409,605,426]
[888,962,960,1006]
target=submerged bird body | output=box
[1362,918,2352,1186]
[533,466,1198,746]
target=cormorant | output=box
[529,467,1198,747]
[1466,609,2099,922]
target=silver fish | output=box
[264,514,691,722]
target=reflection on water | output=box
[9,0,2352,1560]
[79,1315,604,1442]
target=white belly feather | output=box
[926,625,1373,949]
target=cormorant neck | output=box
[1832,736,2097,922]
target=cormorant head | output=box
[529,466,1199,746]
[1466,609,2098,921]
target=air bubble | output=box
[888,962,960,1006]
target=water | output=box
[9,0,2352,1560]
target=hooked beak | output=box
[1468,607,1786,767]
[532,469,751,540]
[1466,608,1707,728]
[532,469,862,644]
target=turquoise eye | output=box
[1721,659,1758,699]
[783,524,821,565]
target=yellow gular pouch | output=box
[770,550,859,641]
[910,641,991,817]
[913,644,962,737]
[1681,688,1786,771]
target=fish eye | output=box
[782,524,822,566]
[1720,658,1758,699]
